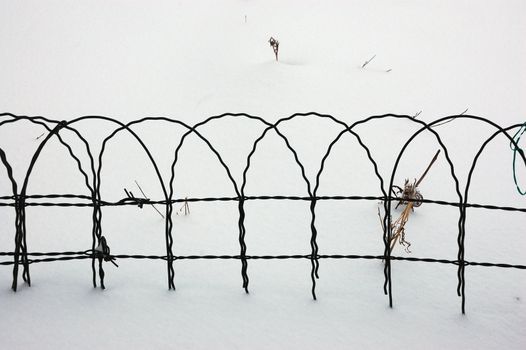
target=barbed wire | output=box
[0,112,524,314]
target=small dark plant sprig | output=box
[269,37,279,61]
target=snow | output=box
[1,0,525,349]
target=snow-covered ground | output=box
[1,0,525,349]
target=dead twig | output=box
[377,206,385,231]
[390,201,413,252]
[386,150,441,252]
[432,108,468,128]
[361,54,376,68]
[176,197,190,216]
[134,180,165,219]
[415,149,440,187]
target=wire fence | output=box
[0,112,524,314]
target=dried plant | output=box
[176,197,190,216]
[392,178,423,210]
[361,54,376,68]
[269,37,279,61]
[135,180,164,219]
[379,150,441,253]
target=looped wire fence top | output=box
[0,112,525,314]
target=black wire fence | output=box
[0,112,524,314]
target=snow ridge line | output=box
[0,112,524,314]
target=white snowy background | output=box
[0,0,525,349]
